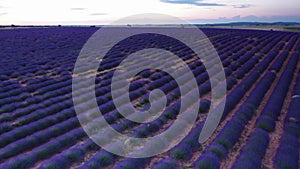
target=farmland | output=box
[0,27,299,169]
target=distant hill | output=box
[196,22,300,27]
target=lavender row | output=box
[232,53,298,168]
[193,34,296,168]
[273,67,300,169]
[193,70,276,168]
[120,33,284,169]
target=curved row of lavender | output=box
[0,27,299,169]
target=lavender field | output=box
[0,27,299,169]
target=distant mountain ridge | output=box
[196,22,300,27]
[1,22,300,28]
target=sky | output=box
[0,0,300,25]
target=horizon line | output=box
[1,21,300,27]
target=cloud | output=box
[233,4,251,8]
[189,15,300,24]
[160,0,224,6]
[70,8,86,11]
[90,13,107,16]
